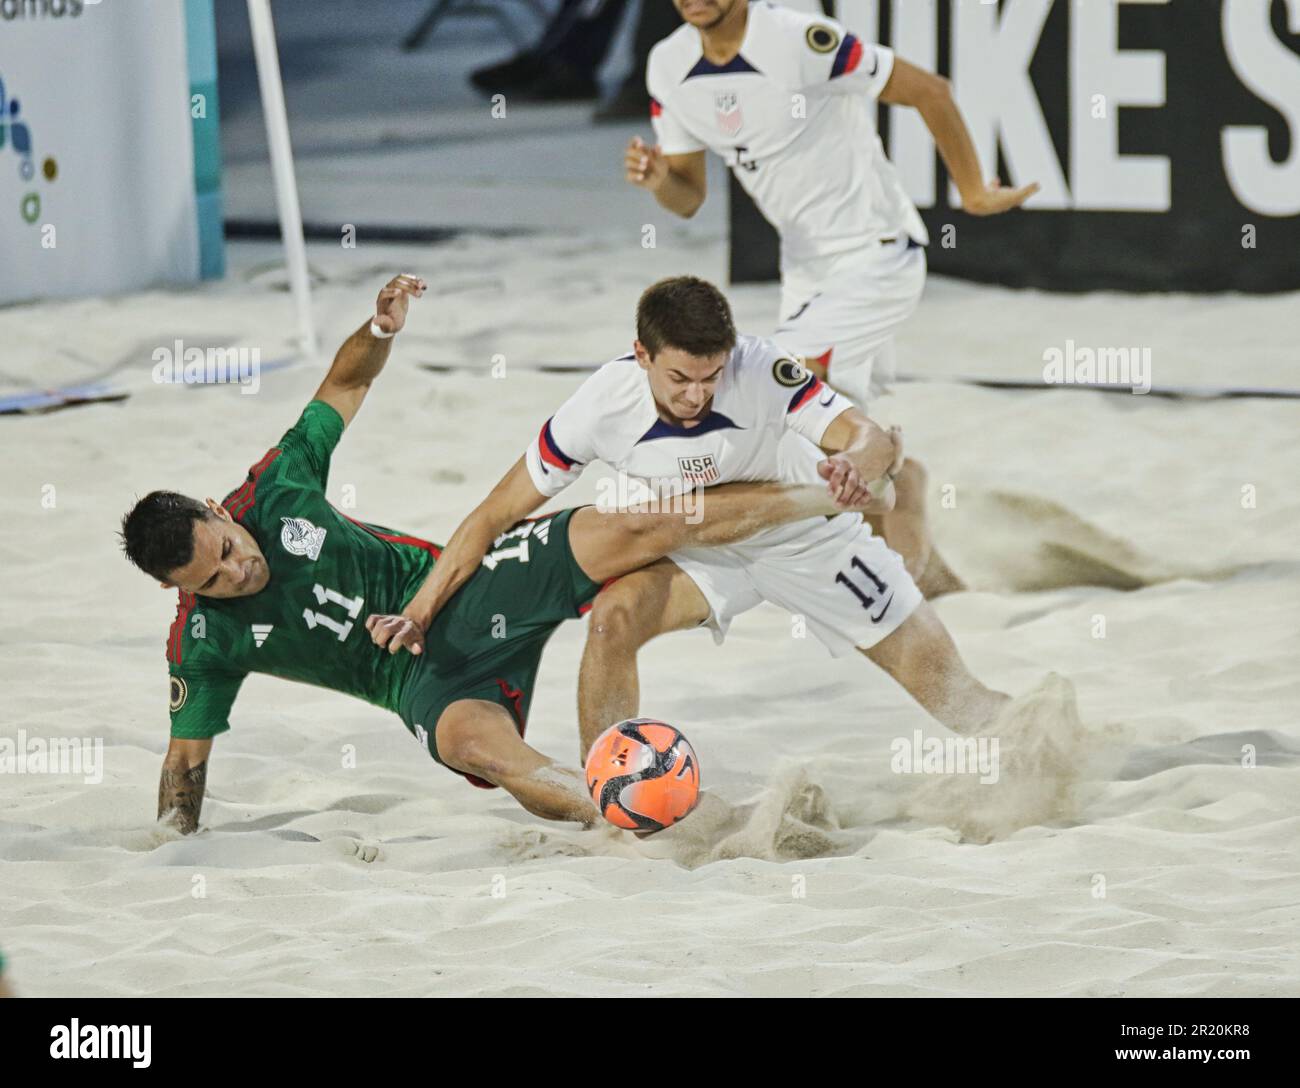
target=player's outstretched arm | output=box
[157,736,212,835]
[312,274,427,428]
[625,137,707,218]
[880,59,1039,216]
[366,456,548,656]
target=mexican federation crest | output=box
[715,91,743,137]
[280,516,327,560]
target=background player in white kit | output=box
[377,277,1009,760]
[627,0,1038,597]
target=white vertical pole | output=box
[246,0,318,358]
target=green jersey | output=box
[165,401,605,780]
[167,401,438,738]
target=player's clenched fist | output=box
[365,610,426,656]
[816,424,904,510]
[625,136,669,190]
[819,454,871,509]
[373,274,427,337]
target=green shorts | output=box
[396,507,602,786]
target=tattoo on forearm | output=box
[158,761,207,835]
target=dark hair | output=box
[119,491,212,581]
[636,276,737,359]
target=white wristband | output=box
[369,320,394,340]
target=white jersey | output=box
[524,335,924,657]
[524,334,851,540]
[647,0,927,265]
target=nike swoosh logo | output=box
[871,593,894,623]
[819,392,836,406]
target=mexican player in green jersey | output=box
[120,275,873,835]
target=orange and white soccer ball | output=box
[585,718,700,832]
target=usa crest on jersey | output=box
[678,454,721,486]
[714,92,743,137]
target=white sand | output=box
[1,235,1298,997]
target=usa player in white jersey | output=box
[381,277,1009,763]
[626,0,1038,597]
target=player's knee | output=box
[586,590,655,651]
[437,716,507,780]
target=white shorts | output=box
[668,514,923,659]
[775,238,927,405]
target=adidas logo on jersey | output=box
[250,624,274,648]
